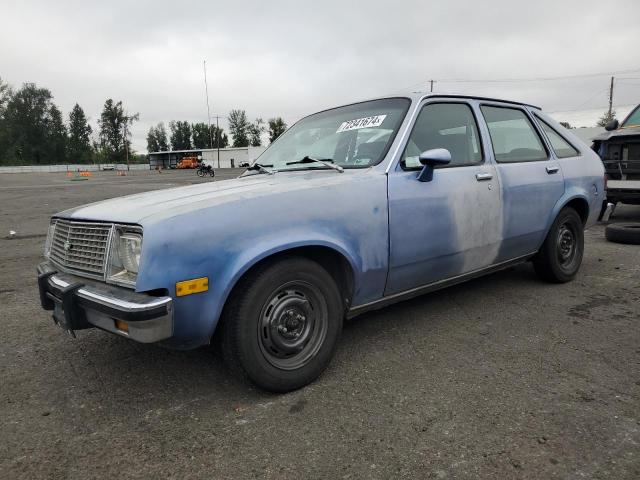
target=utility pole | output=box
[203,60,214,150]
[608,76,615,119]
[429,79,435,93]
[216,115,220,168]
[123,121,130,171]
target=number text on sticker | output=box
[336,115,387,133]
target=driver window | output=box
[402,103,483,169]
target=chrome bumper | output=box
[37,262,173,343]
[598,201,615,222]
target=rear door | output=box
[385,100,502,295]
[479,104,565,260]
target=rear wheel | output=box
[220,257,343,392]
[196,169,204,177]
[533,207,584,283]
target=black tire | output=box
[219,257,343,392]
[605,223,640,245]
[196,169,204,177]
[533,207,584,283]
[209,170,215,177]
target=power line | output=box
[398,68,640,92]
[438,68,640,84]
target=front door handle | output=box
[546,166,560,174]
[475,172,493,181]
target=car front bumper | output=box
[37,262,173,343]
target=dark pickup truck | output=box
[593,104,640,206]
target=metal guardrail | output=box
[0,164,151,174]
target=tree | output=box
[1,83,57,164]
[248,118,265,147]
[0,76,12,117]
[98,99,139,163]
[268,117,287,143]
[48,104,67,163]
[191,122,210,149]
[212,125,229,148]
[67,103,93,163]
[0,77,13,160]
[597,109,617,127]
[169,121,192,150]
[559,121,573,130]
[155,122,168,151]
[146,125,159,153]
[228,109,249,147]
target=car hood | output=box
[593,127,640,142]
[56,170,363,225]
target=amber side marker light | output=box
[115,320,129,333]
[176,277,209,297]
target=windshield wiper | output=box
[246,162,274,175]
[286,156,344,173]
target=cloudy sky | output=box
[2,0,639,152]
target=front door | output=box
[386,101,502,296]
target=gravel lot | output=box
[1,169,639,479]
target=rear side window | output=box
[480,106,548,163]
[536,118,580,158]
[402,102,482,169]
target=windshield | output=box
[254,98,410,171]
[622,105,640,128]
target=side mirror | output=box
[605,119,619,131]
[417,148,451,182]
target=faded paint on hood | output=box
[56,170,365,225]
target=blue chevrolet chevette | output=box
[38,93,605,391]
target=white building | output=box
[202,146,266,168]
[148,146,267,169]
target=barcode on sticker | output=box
[336,115,387,133]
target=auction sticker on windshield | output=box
[336,115,387,133]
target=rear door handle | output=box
[546,166,560,174]
[475,173,493,181]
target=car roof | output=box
[294,91,542,128]
[391,90,541,109]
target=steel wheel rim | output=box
[557,222,576,267]
[257,281,328,370]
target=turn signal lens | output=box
[114,320,129,332]
[176,277,209,297]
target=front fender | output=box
[134,171,389,348]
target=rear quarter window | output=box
[536,117,580,158]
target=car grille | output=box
[49,219,112,277]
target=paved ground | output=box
[1,169,639,479]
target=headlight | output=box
[107,227,143,287]
[44,220,57,258]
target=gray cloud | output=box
[2,0,639,151]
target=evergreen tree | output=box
[597,109,617,127]
[48,104,67,163]
[67,103,93,163]
[228,109,249,147]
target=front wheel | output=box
[209,170,215,177]
[533,207,584,283]
[196,169,204,177]
[220,257,343,392]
